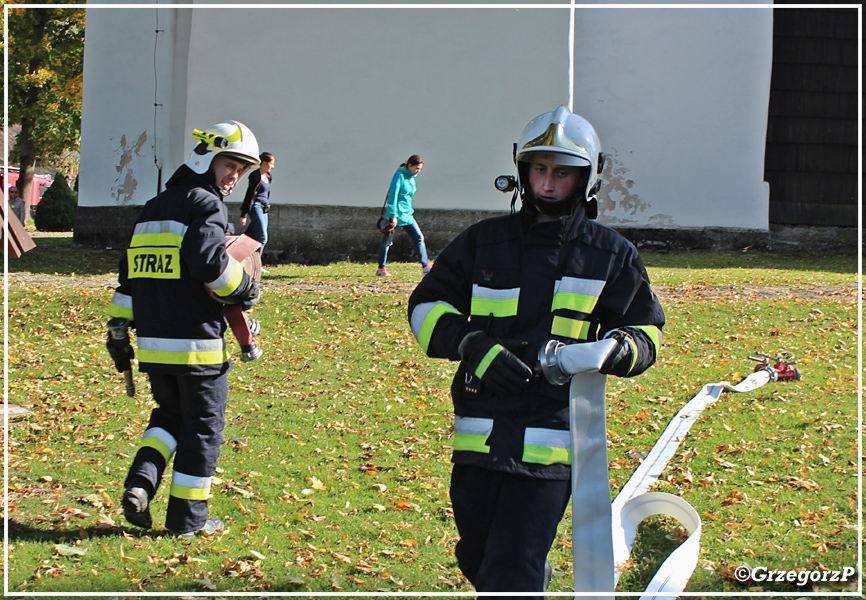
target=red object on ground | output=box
[750,352,801,381]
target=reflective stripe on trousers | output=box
[125,371,228,533]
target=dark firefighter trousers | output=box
[450,464,572,598]
[125,371,228,533]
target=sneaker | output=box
[261,268,269,274]
[240,343,263,362]
[422,262,433,275]
[121,486,152,529]
[246,317,261,338]
[376,268,392,277]
[173,517,225,539]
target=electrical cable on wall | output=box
[568,0,576,112]
[153,5,164,193]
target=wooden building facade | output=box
[765,7,859,228]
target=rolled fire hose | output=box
[209,234,263,303]
[210,234,262,348]
[538,340,778,599]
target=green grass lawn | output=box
[4,239,860,595]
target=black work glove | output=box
[599,330,635,377]
[106,332,135,373]
[220,271,261,308]
[239,279,261,310]
[458,331,534,395]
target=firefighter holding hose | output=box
[106,120,262,537]
[408,107,665,595]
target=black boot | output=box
[121,479,153,529]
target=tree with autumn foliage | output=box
[2,2,85,222]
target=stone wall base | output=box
[74,204,859,262]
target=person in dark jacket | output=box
[107,120,262,538]
[239,152,275,263]
[408,107,664,596]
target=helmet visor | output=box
[516,150,590,168]
[221,152,260,169]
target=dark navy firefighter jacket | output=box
[408,206,665,480]
[108,167,250,376]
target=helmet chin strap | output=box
[534,197,574,218]
[524,185,580,218]
[521,189,593,221]
[202,168,230,198]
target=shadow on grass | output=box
[8,237,124,277]
[8,517,158,543]
[7,519,285,594]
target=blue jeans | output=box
[246,203,269,254]
[378,222,428,269]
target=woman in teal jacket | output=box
[376,155,432,277]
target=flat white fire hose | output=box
[538,340,776,599]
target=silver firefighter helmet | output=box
[514,106,605,217]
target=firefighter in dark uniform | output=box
[408,107,665,595]
[107,120,262,537]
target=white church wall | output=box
[79,2,772,234]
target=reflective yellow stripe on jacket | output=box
[634,324,663,355]
[552,277,605,312]
[410,300,462,354]
[550,277,605,341]
[522,427,571,465]
[137,337,229,366]
[454,418,572,466]
[127,220,187,280]
[624,325,663,373]
[470,285,520,317]
[454,416,493,454]
[108,291,134,321]
[206,254,245,297]
[131,220,188,246]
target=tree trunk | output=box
[16,9,51,223]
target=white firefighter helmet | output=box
[184,120,261,175]
[515,106,604,214]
